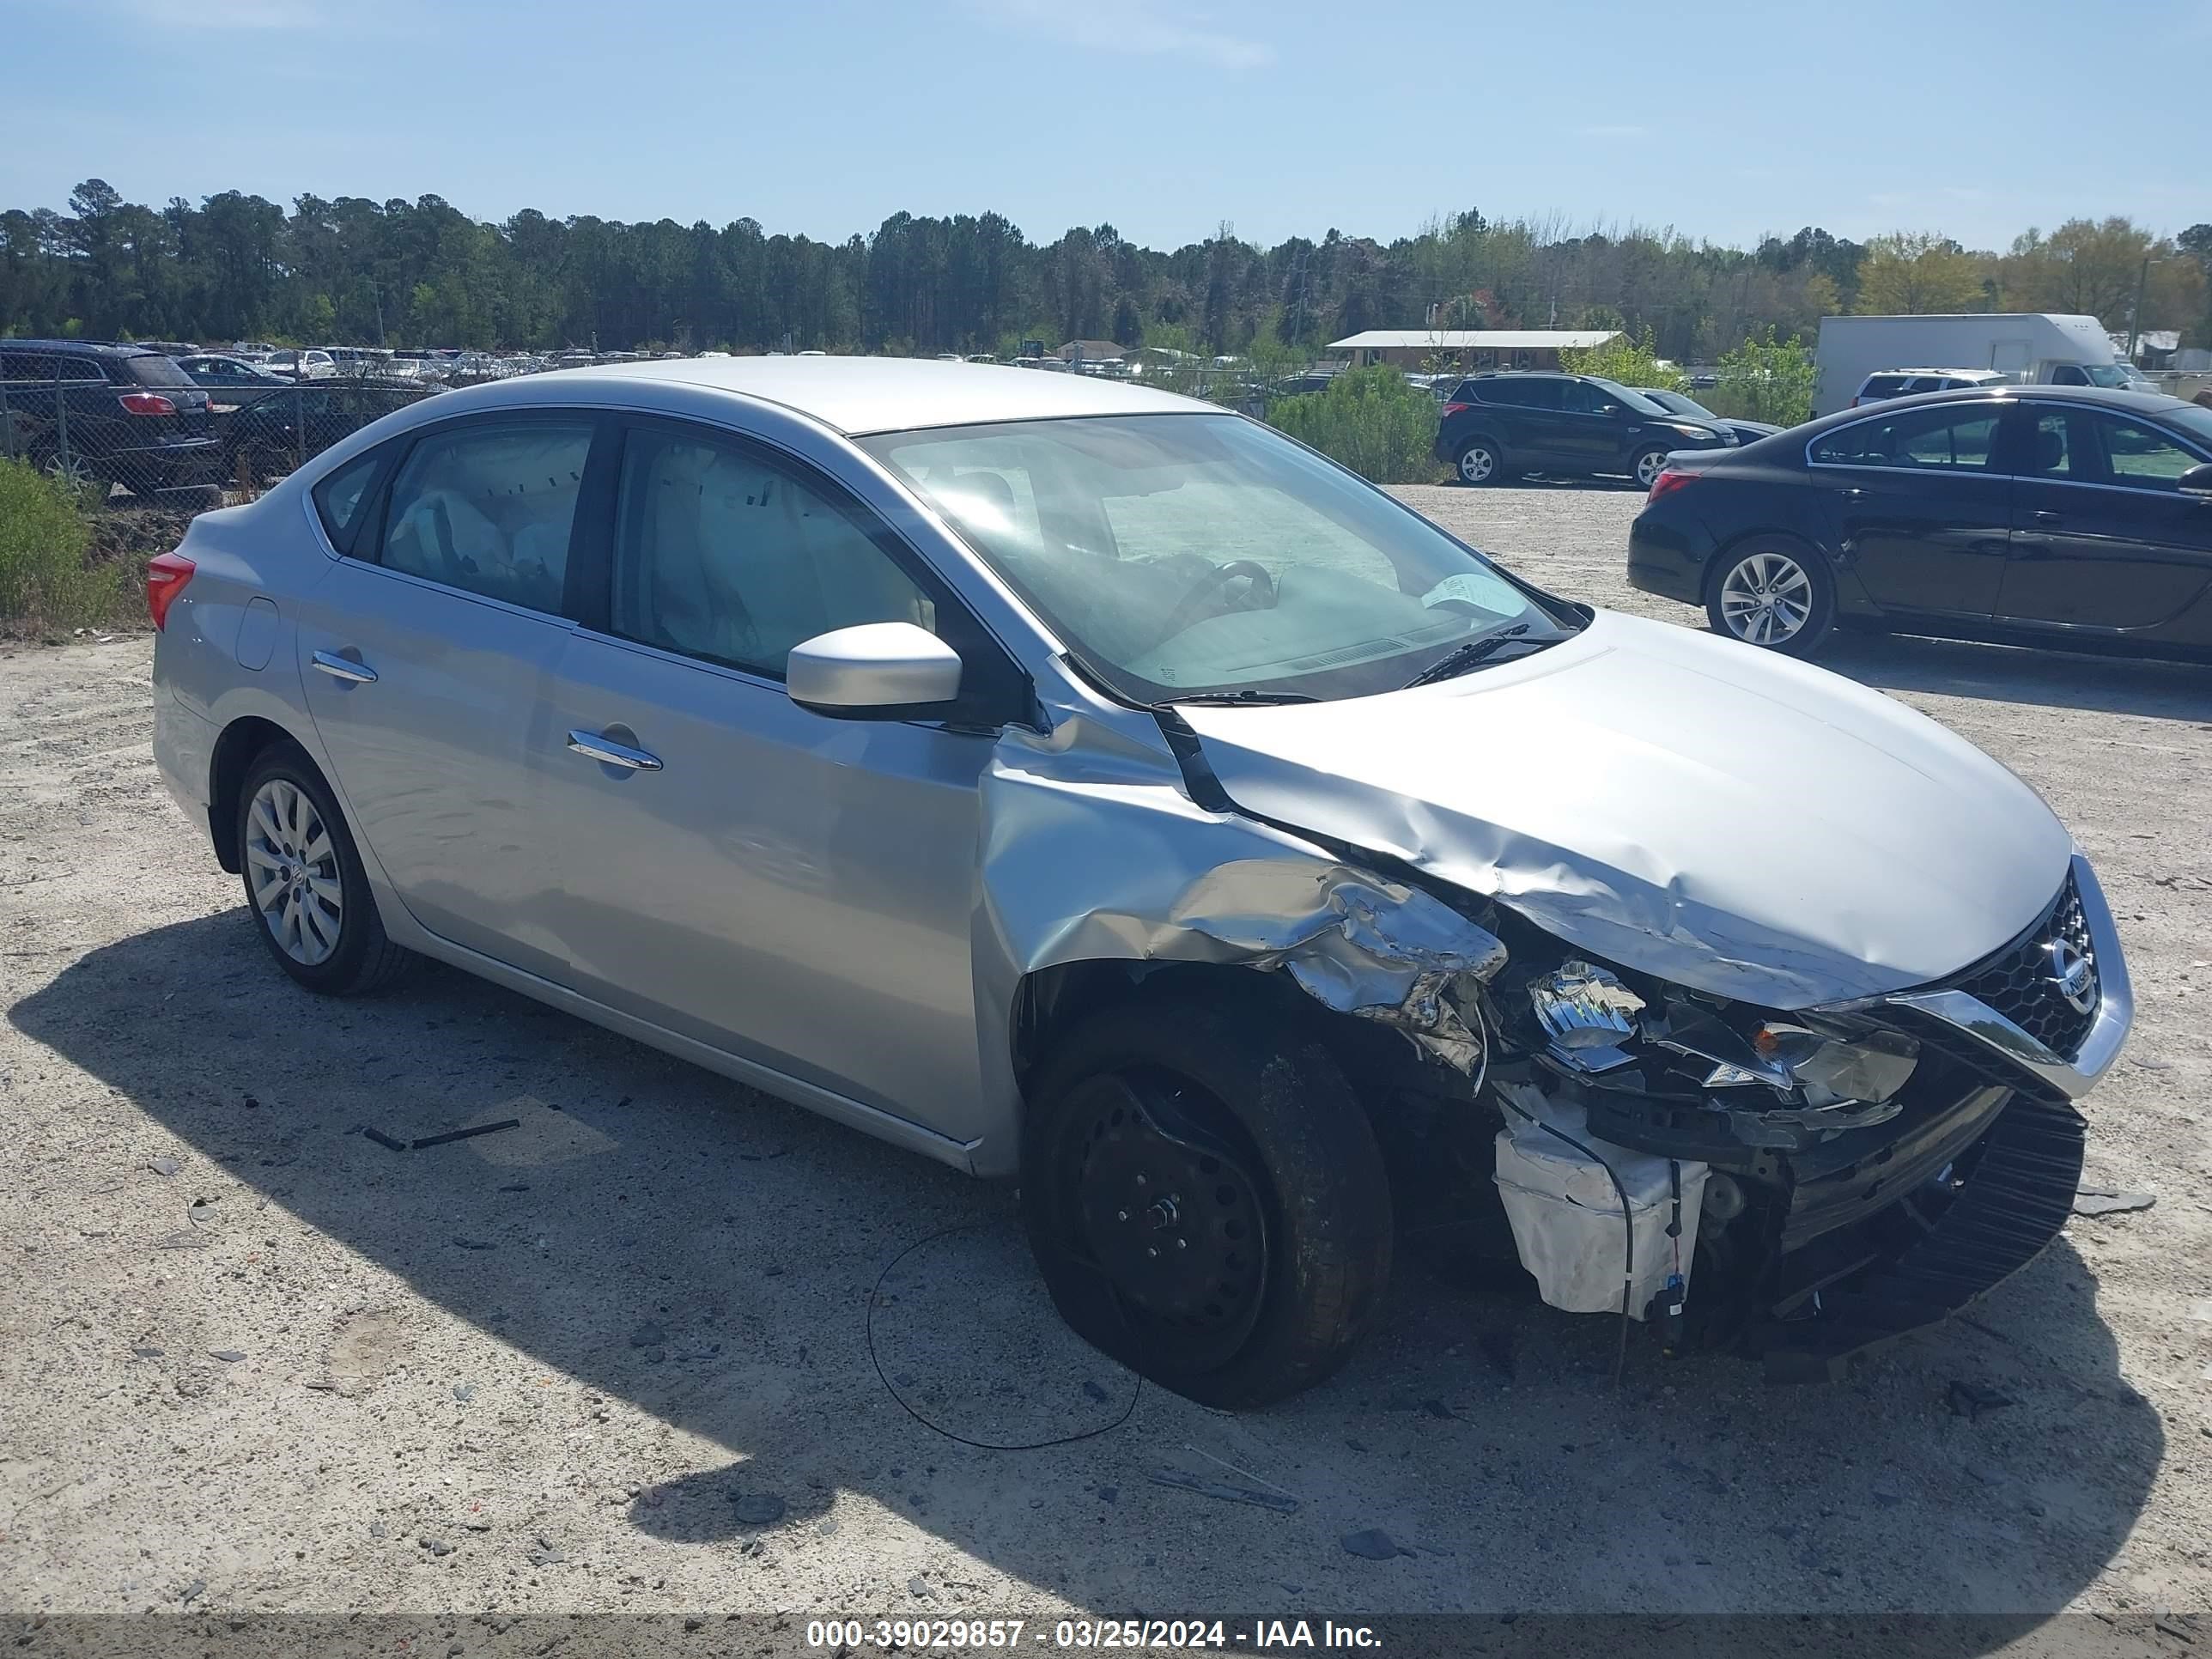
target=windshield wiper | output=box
[1170,690,1321,706]
[1402,623,1544,687]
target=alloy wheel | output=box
[245,778,343,966]
[1717,550,1815,646]
[1458,445,1495,484]
[1634,449,1668,488]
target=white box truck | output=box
[1813,313,2150,416]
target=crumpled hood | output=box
[1179,611,2074,1009]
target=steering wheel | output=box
[1157,560,1277,641]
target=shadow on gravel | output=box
[11,911,2165,1621]
[1809,629,2212,723]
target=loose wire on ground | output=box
[865,1215,1143,1450]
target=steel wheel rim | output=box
[1064,1072,1271,1375]
[1460,446,1493,483]
[1718,550,1814,645]
[245,778,343,965]
[1635,450,1666,486]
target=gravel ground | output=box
[2,483,2209,1638]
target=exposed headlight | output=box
[1528,959,1645,1049]
[1669,422,1711,441]
[1751,1022,1919,1107]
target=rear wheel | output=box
[1705,540,1836,655]
[1455,438,1504,486]
[237,742,412,994]
[1021,991,1393,1408]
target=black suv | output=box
[1435,371,1735,488]
[0,339,222,502]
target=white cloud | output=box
[969,0,1274,71]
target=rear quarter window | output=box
[311,447,388,555]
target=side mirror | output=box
[786,622,963,719]
[2179,462,2212,496]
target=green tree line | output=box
[4,180,2207,359]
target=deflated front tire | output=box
[1020,989,1394,1408]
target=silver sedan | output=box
[149,359,2128,1404]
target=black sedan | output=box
[1628,386,2212,657]
[1632,386,1784,448]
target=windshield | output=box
[2081,363,2148,389]
[1598,381,1673,416]
[859,413,1577,704]
[1646,389,1717,420]
[118,353,198,388]
[2161,404,2212,451]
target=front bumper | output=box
[1753,852,2127,1378]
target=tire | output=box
[1454,437,1504,486]
[1020,989,1394,1408]
[1705,538,1837,656]
[1630,446,1672,490]
[236,741,413,994]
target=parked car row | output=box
[1,338,444,501]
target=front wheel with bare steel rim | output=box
[237,741,413,994]
[1021,993,1393,1408]
[1705,539,1836,657]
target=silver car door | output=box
[536,420,1014,1145]
[294,414,600,975]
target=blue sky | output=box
[4,0,2208,251]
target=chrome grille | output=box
[1949,873,2099,1060]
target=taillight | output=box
[1646,469,1697,503]
[119,391,177,416]
[146,551,196,629]
[1442,402,1471,416]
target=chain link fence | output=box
[0,361,442,510]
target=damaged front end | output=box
[1465,881,2121,1379]
[980,683,2128,1383]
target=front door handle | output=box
[2032,509,2063,526]
[311,649,377,684]
[566,730,663,771]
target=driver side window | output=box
[610,426,934,678]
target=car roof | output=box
[514,355,1201,435]
[1850,384,2190,417]
[1862,368,2008,380]
[0,338,164,358]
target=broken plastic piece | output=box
[1491,1083,1707,1320]
[2072,1187,2154,1218]
[1528,959,1644,1050]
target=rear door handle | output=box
[566,730,663,771]
[311,649,377,684]
[2032,509,2063,525]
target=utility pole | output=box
[2125,256,2158,362]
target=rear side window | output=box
[1812,404,2003,471]
[378,422,593,611]
[118,353,197,388]
[1858,375,1911,400]
[312,448,387,554]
